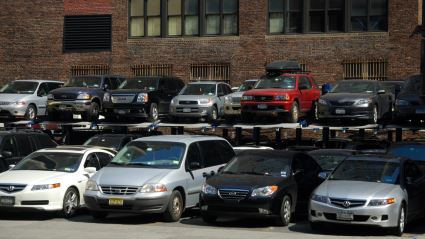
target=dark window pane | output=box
[371,0,387,15]
[269,13,284,33]
[223,0,237,13]
[351,16,368,31]
[206,15,220,34]
[185,15,199,35]
[206,0,220,14]
[288,12,301,33]
[329,10,344,31]
[289,0,300,10]
[329,0,344,9]
[352,0,367,16]
[269,0,284,12]
[310,0,324,10]
[370,16,387,31]
[185,0,198,14]
[309,11,325,32]
[223,15,238,34]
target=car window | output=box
[84,153,101,170]
[296,154,321,171]
[405,162,423,182]
[218,84,225,96]
[224,84,232,94]
[32,134,57,149]
[299,77,312,90]
[199,140,233,167]
[14,135,33,157]
[1,136,17,157]
[47,83,63,92]
[214,140,235,164]
[186,142,204,169]
[37,83,49,96]
[96,152,113,168]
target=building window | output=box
[309,0,344,32]
[269,0,302,34]
[167,0,199,36]
[190,63,230,83]
[129,0,161,37]
[343,60,387,81]
[70,65,111,76]
[130,0,144,37]
[205,0,238,35]
[131,64,174,76]
[351,0,387,31]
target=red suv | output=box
[241,61,321,123]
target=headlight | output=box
[201,184,217,195]
[354,99,372,106]
[198,98,211,105]
[274,95,289,101]
[138,184,167,193]
[14,101,26,106]
[103,93,110,102]
[242,95,254,101]
[47,94,54,100]
[77,93,91,100]
[224,96,231,104]
[395,99,409,106]
[318,98,327,105]
[251,186,278,197]
[170,98,177,105]
[137,93,148,103]
[31,183,60,191]
[86,180,99,191]
[311,194,328,204]
[368,198,396,206]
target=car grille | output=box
[254,96,273,102]
[179,100,198,105]
[100,185,139,196]
[0,184,27,193]
[232,97,241,104]
[53,93,78,100]
[111,94,135,104]
[218,189,249,200]
[324,213,370,222]
[0,101,12,105]
[329,101,355,106]
[176,107,199,113]
[329,198,366,208]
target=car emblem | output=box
[343,201,351,208]
[8,186,15,192]
[228,192,237,196]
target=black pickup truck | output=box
[102,76,184,122]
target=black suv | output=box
[102,76,184,121]
[47,75,124,121]
[0,130,57,172]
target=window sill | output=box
[265,31,389,40]
[128,35,240,43]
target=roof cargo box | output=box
[266,61,302,72]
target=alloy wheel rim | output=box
[293,106,298,121]
[28,107,36,119]
[283,200,291,222]
[399,208,405,233]
[64,191,78,214]
[172,196,181,216]
[212,108,217,120]
[314,103,319,120]
[373,107,378,123]
[152,106,158,120]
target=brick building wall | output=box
[0,0,421,86]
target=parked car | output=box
[317,80,394,124]
[0,130,57,173]
[200,150,324,226]
[102,77,184,122]
[83,134,142,151]
[0,80,63,120]
[47,75,124,121]
[169,81,232,122]
[308,149,357,172]
[241,61,321,123]
[387,141,425,171]
[381,81,405,98]
[233,145,274,154]
[314,138,352,149]
[345,138,390,154]
[309,155,425,236]
[84,135,235,221]
[394,75,425,122]
[223,79,259,121]
[0,146,115,217]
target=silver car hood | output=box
[93,167,171,187]
[315,180,398,200]
[228,92,244,98]
[175,95,216,101]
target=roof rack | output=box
[266,61,311,75]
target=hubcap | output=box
[27,107,36,119]
[64,191,78,214]
[151,106,158,120]
[212,108,217,120]
[292,106,298,121]
[283,200,291,222]
[172,196,181,216]
[373,107,378,123]
[399,208,405,233]
[314,103,319,120]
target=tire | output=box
[309,221,322,232]
[275,195,292,226]
[201,214,217,224]
[163,190,184,222]
[369,105,378,124]
[389,205,406,236]
[148,103,159,122]
[59,187,79,218]
[24,105,37,120]
[91,211,108,220]
[83,102,100,121]
[208,106,218,124]
[286,102,299,123]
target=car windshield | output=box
[119,78,158,91]
[254,76,296,89]
[109,141,185,169]
[0,81,39,94]
[65,77,102,88]
[12,152,83,173]
[309,154,348,172]
[222,154,291,177]
[84,136,124,150]
[238,81,257,92]
[180,84,216,96]
[388,145,425,161]
[331,81,375,94]
[329,159,400,184]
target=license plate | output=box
[59,105,67,111]
[416,108,425,114]
[117,110,127,115]
[336,210,354,221]
[183,108,191,113]
[0,196,15,206]
[108,198,124,206]
[257,104,267,109]
[335,109,346,115]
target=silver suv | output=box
[0,80,63,120]
[169,81,232,122]
[224,79,258,120]
[84,135,235,221]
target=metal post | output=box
[330,130,336,138]
[275,128,282,147]
[177,126,184,135]
[253,127,260,146]
[222,128,229,139]
[396,128,403,142]
[63,125,72,145]
[387,130,393,142]
[322,127,329,149]
[295,128,302,145]
[171,127,177,135]
[235,127,242,146]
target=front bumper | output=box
[395,105,425,120]
[169,105,213,118]
[224,103,241,116]
[48,100,92,113]
[0,188,63,211]
[317,104,374,120]
[241,101,292,117]
[84,190,171,214]
[103,103,149,118]
[309,200,400,228]
[0,104,27,118]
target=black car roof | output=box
[345,154,405,163]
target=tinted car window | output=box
[214,140,235,164]
[255,76,296,89]
[66,76,102,88]
[405,162,424,182]
[0,81,39,94]
[84,153,101,170]
[403,76,421,93]
[331,81,376,94]
[96,152,112,168]
[223,154,291,177]
[47,83,63,92]
[199,141,222,167]
[299,77,312,89]
[14,135,33,156]
[186,143,204,168]
[38,83,49,96]
[119,78,158,91]
[1,136,17,157]
[14,152,82,172]
[84,136,124,150]
[32,134,57,149]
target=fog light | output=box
[201,205,208,211]
[381,215,388,221]
[258,208,271,214]
[317,212,323,217]
[371,216,379,221]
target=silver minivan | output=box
[84,135,235,221]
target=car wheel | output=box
[91,211,108,220]
[208,106,218,123]
[275,195,292,226]
[201,214,217,224]
[390,205,406,236]
[148,103,159,122]
[59,187,79,218]
[83,102,100,121]
[286,102,299,123]
[24,105,37,120]
[163,190,183,222]
[369,105,378,124]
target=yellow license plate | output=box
[108,198,124,206]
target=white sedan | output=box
[0,146,115,217]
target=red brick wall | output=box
[64,0,113,15]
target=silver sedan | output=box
[309,155,425,236]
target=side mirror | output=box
[187,161,201,171]
[378,89,386,94]
[1,151,13,158]
[8,164,15,169]
[84,167,97,174]
[318,171,330,180]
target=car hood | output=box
[174,95,216,101]
[321,93,374,102]
[109,89,150,94]
[315,180,398,200]
[227,92,244,98]
[92,167,171,186]
[0,94,31,102]
[51,87,101,94]
[0,170,70,185]
[206,174,287,190]
[243,89,293,96]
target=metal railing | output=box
[190,63,231,82]
[70,65,110,76]
[343,59,388,81]
[131,64,173,76]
